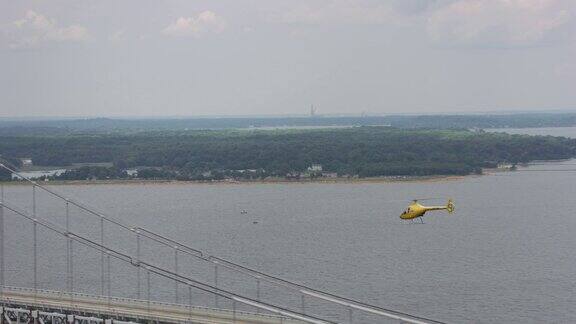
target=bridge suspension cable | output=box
[0,162,446,324]
[0,200,333,324]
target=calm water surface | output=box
[2,127,576,323]
[489,126,576,138]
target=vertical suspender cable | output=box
[32,185,37,294]
[101,217,105,296]
[146,268,151,313]
[0,184,4,298]
[214,264,219,307]
[66,200,73,296]
[107,253,111,308]
[188,285,192,319]
[136,230,141,299]
[174,246,179,304]
[348,307,353,324]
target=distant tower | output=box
[310,105,316,117]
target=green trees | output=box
[1,127,575,179]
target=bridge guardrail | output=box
[1,285,292,323]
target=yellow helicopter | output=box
[400,199,455,223]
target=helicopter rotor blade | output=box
[412,197,442,201]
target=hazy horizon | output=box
[1,0,575,117]
[3,108,576,120]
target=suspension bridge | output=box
[0,163,446,324]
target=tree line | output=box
[1,127,576,180]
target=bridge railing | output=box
[1,285,294,324]
[1,306,141,324]
[0,162,445,324]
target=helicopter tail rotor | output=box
[446,199,455,213]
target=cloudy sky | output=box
[0,0,575,117]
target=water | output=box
[489,126,576,138]
[2,127,576,323]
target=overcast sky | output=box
[0,0,575,117]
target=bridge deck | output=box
[0,287,302,324]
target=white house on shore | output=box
[307,164,323,172]
[20,158,33,167]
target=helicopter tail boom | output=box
[422,199,455,213]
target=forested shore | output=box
[2,127,575,181]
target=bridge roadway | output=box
[0,286,302,324]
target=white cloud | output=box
[427,0,574,47]
[5,10,87,49]
[163,11,226,38]
[109,29,127,42]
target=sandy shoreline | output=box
[0,174,478,186]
